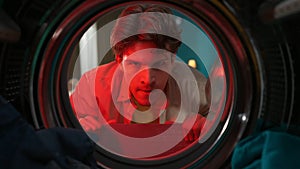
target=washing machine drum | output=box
[1,0,299,168]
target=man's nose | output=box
[140,68,155,85]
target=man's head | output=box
[110,4,182,108]
[110,4,182,62]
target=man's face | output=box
[121,41,174,107]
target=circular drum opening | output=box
[22,0,267,168]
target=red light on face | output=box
[121,41,172,108]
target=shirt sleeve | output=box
[168,62,209,122]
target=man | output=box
[70,4,209,141]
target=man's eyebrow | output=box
[153,58,169,63]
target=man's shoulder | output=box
[172,61,206,82]
[83,62,118,78]
[97,61,118,75]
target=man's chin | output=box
[131,94,151,108]
[137,101,151,107]
[134,99,150,107]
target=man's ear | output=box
[116,55,124,71]
[116,55,123,64]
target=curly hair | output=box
[110,4,182,62]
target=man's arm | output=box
[70,70,101,132]
[182,66,209,141]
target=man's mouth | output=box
[138,89,152,94]
[140,89,151,92]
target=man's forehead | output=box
[123,41,157,54]
[123,49,170,62]
[125,48,166,55]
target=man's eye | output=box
[158,61,166,66]
[154,60,167,67]
[127,61,140,67]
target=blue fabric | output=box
[232,130,300,169]
[0,96,97,169]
